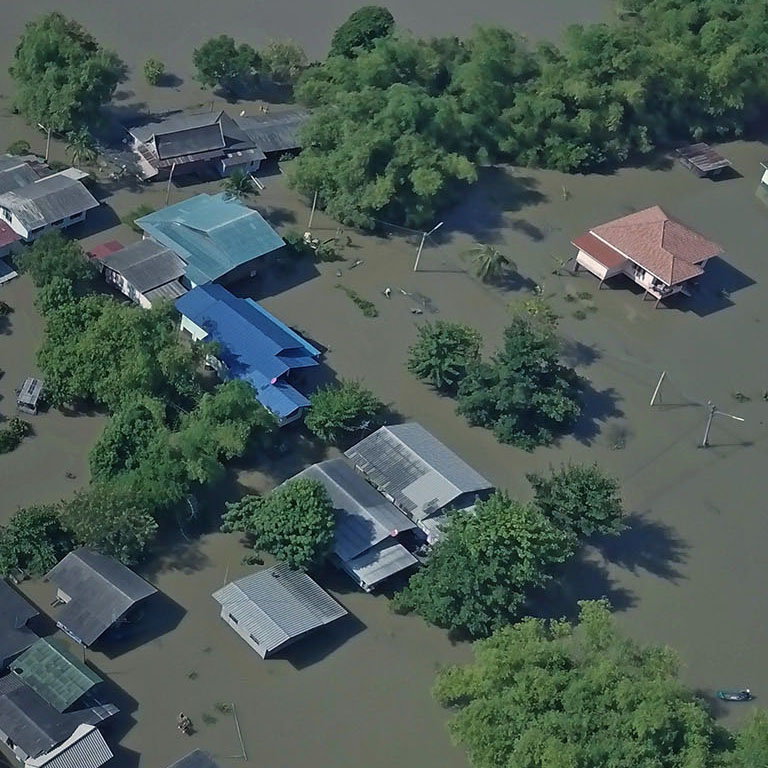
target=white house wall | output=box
[103,269,151,309]
[179,314,208,342]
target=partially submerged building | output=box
[212,564,347,658]
[45,549,157,647]
[0,155,99,242]
[0,638,117,766]
[571,206,723,307]
[176,284,320,425]
[94,239,188,308]
[345,422,494,543]
[136,193,285,287]
[289,459,418,592]
[0,581,38,670]
[127,108,309,181]
[16,378,43,416]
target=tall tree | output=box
[221,169,257,199]
[407,320,482,392]
[59,485,158,565]
[10,12,125,132]
[261,39,308,84]
[433,600,719,768]
[527,463,625,538]
[192,35,259,95]
[393,492,576,638]
[221,478,335,570]
[0,505,72,577]
[305,379,385,444]
[329,6,395,57]
[65,128,98,166]
[456,311,581,449]
[15,230,95,291]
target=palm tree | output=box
[468,244,516,283]
[221,169,257,199]
[65,130,97,167]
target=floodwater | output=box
[2,1,768,766]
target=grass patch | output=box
[335,284,378,318]
[214,702,232,714]
[576,291,593,300]
[572,309,587,320]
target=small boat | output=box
[716,688,752,702]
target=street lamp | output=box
[413,221,444,272]
[37,123,52,162]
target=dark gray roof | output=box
[131,111,257,162]
[101,239,186,293]
[167,749,222,768]
[0,675,116,759]
[31,724,113,768]
[235,108,309,154]
[290,459,416,562]
[212,564,347,656]
[0,580,39,668]
[0,156,41,195]
[144,280,188,303]
[345,422,493,520]
[0,175,99,230]
[45,549,157,647]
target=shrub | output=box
[6,139,31,156]
[143,58,165,85]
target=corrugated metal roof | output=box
[12,639,101,712]
[130,112,224,144]
[166,749,222,768]
[235,108,310,153]
[0,161,40,195]
[137,193,284,285]
[176,284,318,420]
[144,280,188,303]
[46,549,157,647]
[155,123,225,161]
[0,175,99,230]
[343,540,417,590]
[212,564,347,657]
[0,579,38,668]
[345,423,493,521]
[289,459,416,562]
[27,724,112,768]
[101,239,186,293]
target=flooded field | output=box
[1,1,768,767]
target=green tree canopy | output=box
[329,6,395,57]
[59,484,158,564]
[221,478,335,570]
[433,600,719,768]
[261,39,308,84]
[407,320,482,393]
[467,244,516,284]
[528,463,625,538]
[16,230,95,293]
[0,505,72,577]
[724,710,768,767]
[456,312,581,449]
[192,35,259,94]
[37,298,201,411]
[10,12,125,132]
[305,379,385,444]
[393,492,576,638]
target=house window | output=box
[249,633,260,644]
[0,206,10,221]
[228,613,239,625]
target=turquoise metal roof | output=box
[137,193,285,286]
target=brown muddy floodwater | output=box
[2,2,768,767]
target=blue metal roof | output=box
[176,285,319,420]
[137,193,285,286]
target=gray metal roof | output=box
[18,377,43,407]
[101,239,186,293]
[144,280,188,303]
[28,724,112,768]
[129,111,224,144]
[343,540,417,590]
[0,175,99,230]
[212,564,346,657]
[345,422,493,521]
[156,123,225,160]
[235,108,309,154]
[46,549,157,647]
[167,749,222,768]
[0,675,116,759]
[0,580,39,668]
[290,459,416,562]
[0,158,41,195]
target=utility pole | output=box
[165,162,176,206]
[37,123,51,162]
[701,400,744,448]
[413,221,444,272]
[649,371,667,407]
[307,190,318,232]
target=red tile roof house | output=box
[571,206,723,308]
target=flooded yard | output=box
[1,1,768,766]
